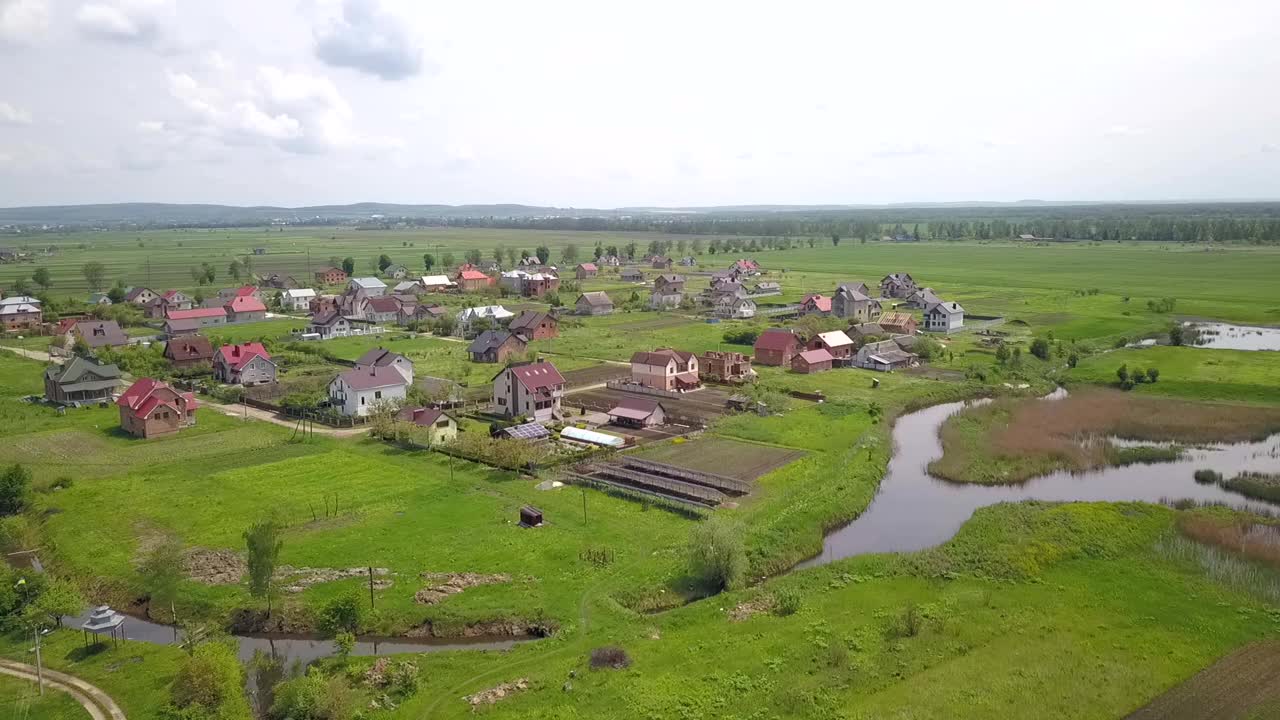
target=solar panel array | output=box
[504,422,550,440]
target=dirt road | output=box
[199,400,372,437]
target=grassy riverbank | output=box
[929,390,1280,484]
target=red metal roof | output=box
[458,270,490,281]
[509,361,565,391]
[227,296,267,313]
[116,377,197,418]
[577,262,597,271]
[217,342,271,370]
[166,307,226,320]
[367,296,401,313]
[234,286,259,297]
[754,328,799,351]
[802,294,832,313]
[796,348,834,365]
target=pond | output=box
[801,397,1280,569]
[1188,322,1280,351]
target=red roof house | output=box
[754,328,802,366]
[456,269,494,292]
[225,295,267,323]
[792,348,834,374]
[801,294,832,316]
[213,342,276,385]
[116,378,197,438]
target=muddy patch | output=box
[728,596,774,622]
[465,678,529,707]
[184,548,247,585]
[227,607,317,634]
[277,566,392,594]
[414,572,511,605]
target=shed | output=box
[792,348,835,374]
[519,505,543,527]
[606,397,667,428]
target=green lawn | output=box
[1068,346,1280,405]
[0,673,89,720]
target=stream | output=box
[799,395,1280,569]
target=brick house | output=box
[456,269,494,292]
[629,349,701,391]
[792,348,834,374]
[808,330,856,362]
[508,310,558,341]
[166,306,227,329]
[878,312,918,335]
[117,378,198,439]
[800,294,832,316]
[753,328,802,366]
[699,350,754,383]
[0,296,42,331]
[575,263,598,279]
[315,267,348,285]
[163,335,214,369]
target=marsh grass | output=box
[1155,532,1280,604]
[1223,473,1280,505]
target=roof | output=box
[803,294,832,313]
[420,275,455,286]
[835,286,871,302]
[608,396,664,420]
[226,296,267,313]
[0,303,40,316]
[0,295,40,306]
[655,273,684,283]
[927,301,965,316]
[502,361,565,391]
[868,348,916,364]
[367,296,401,313]
[116,377,197,419]
[47,355,121,384]
[316,266,345,275]
[796,348,835,365]
[509,310,553,332]
[815,330,855,348]
[350,277,388,290]
[882,272,914,283]
[398,407,451,427]
[217,342,272,370]
[160,289,187,301]
[458,270,490,281]
[335,364,408,391]
[577,262,598,271]
[620,268,643,277]
[468,329,524,354]
[74,320,128,348]
[755,328,800,351]
[165,335,213,360]
[167,307,226,320]
[755,281,781,289]
[577,291,613,307]
[310,310,347,327]
[164,318,202,334]
[849,322,885,337]
[233,286,259,297]
[878,312,915,326]
[458,305,513,321]
[561,426,625,447]
[123,287,153,302]
[355,348,411,368]
[631,348,694,367]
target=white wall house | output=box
[924,301,965,332]
[327,366,408,417]
[348,277,388,297]
[492,360,565,423]
[281,288,317,311]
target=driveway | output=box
[199,399,372,437]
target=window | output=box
[360,396,366,405]
[375,390,382,399]
[435,420,450,429]
[497,397,507,406]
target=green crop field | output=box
[3,230,1280,719]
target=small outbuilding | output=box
[519,505,544,527]
[792,348,835,374]
[607,397,668,428]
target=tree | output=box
[320,592,364,634]
[107,280,127,304]
[200,262,216,284]
[1030,338,1051,360]
[228,259,243,282]
[441,252,456,268]
[1067,352,1079,368]
[1010,347,1022,368]
[623,242,637,260]
[422,253,435,271]
[535,245,551,264]
[593,244,603,260]
[31,268,52,291]
[244,519,282,615]
[831,234,841,246]
[464,249,482,265]
[691,238,705,255]
[139,538,185,626]
[493,246,506,265]
[378,254,393,272]
[1116,364,1130,384]
[82,262,107,292]
[561,243,579,264]
[1169,324,1185,346]
[687,517,746,592]
[23,577,82,630]
[0,464,31,516]
[341,257,355,275]
[995,343,1010,365]
[504,247,517,266]
[169,641,249,719]
[1146,367,1160,383]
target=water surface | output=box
[1189,322,1280,351]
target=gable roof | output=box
[227,296,267,313]
[926,301,965,316]
[335,364,407,391]
[458,269,490,281]
[878,312,915,326]
[509,310,553,332]
[282,288,317,299]
[164,335,213,360]
[398,407,453,427]
[420,275,455,287]
[123,287,154,301]
[167,307,226,321]
[655,273,684,284]
[74,320,128,348]
[216,342,272,370]
[796,348,834,365]
[631,348,694,367]
[160,289,187,301]
[233,286,259,297]
[576,262,598,272]
[468,329,525,354]
[755,328,800,351]
[117,377,197,418]
[802,294,832,313]
[310,310,347,327]
[608,396,665,421]
[577,291,613,307]
[849,322,886,337]
[815,330,855,349]
[355,347,411,368]
[350,277,388,290]
[47,355,121,384]
[367,296,401,313]
[500,361,565,391]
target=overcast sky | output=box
[1,0,1278,208]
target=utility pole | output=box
[33,627,44,695]
[581,486,588,527]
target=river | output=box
[1189,322,1280,351]
[800,397,1280,569]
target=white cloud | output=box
[1104,124,1148,137]
[1262,143,1278,154]
[75,0,173,48]
[0,0,48,44]
[0,101,32,125]
[314,0,425,81]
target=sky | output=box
[1,0,1279,208]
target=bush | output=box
[722,326,761,346]
[589,646,632,670]
[1146,367,1159,383]
[168,641,250,719]
[269,672,354,720]
[893,602,923,638]
[1029,338,1050,360]
[0,464,31,516]
[1067,353,1079,368]
[773,588,802,616]
[687,517,747,592]
[1193,469,1222,485]
[320,592,364,635]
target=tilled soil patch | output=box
[414,572,511,604]
[465,678,529,706]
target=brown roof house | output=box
[792,348,834,374]
[508,310,558,341]
[163,335,214,369]
[607,397,667,428]
[117,378,198,439]
[753,328,802,366]
[630,349,701,392]
[576,291,614,316]
[44,356,122,406]
[397,407,459,446]
[354,348,414,383]
[73,320,129,350]
[468,330,527,364]
[492,359,565,422]
[328,365,409,417]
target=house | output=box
[315,267,348,285]
[225,295,267,323]
[281,288,317,312]
[253,247,267,255]
[847,322,886,344]
[354,348,414,384]
[800,294,831,316]
[651,256,673,270]
[88,293,112,305]
[213,342,276,386]
[163,335,214,369]
[419,275,456,293]
[328,366,408,417]
[455,268,493,292]
[620,268,644,282]
[792,348,834,374]
[392,280,422,295]
[878,312,918,335]
[384,264,410,279]
[508,310,558,341]
[53,317,83,337]
[731,259,761,275]
[44,356,122,405]
[710,269,741,287]
[754,328,803,366]
[601,255,622,267]
[218,286,262,303]
[467,330,527,363]
[152,289,193,317]
[123,287,158,306]
[166,307,227,329]
[309,295,340,315]
[753,281,781,295]
[607,397,667,428]
[855,339,918,371]
[162,318,203,339]
[456,305,514,336]
[630,349,701,391]
[714,296,756,319]
[397,407,459,445]
[699,351,755,383]
[116,378,198,439]
[491,359,565,422]
[880,273,918,299]
[904,287,943,309]
[924,301,965,332]
[575,263,598,279]
[836,281,870,297]
[365,296,402,324]
[520,272,560,298]
[832,285,882,323]
[575,292,614,316]
[654,274,685,294]
[678,256,697,267]
[649,289,682,310]
[348,277,388,297]
[413,304,447,324]
[0,296,42,331]
[809,330,856,362]
[517,256,542,268]
[308,311,354,339]
[73,320,129,349]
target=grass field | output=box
[1068,346,1280,405]
[0,673,89,720]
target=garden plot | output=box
[636,437,806,482]
[574,456,752,509]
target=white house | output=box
[354,348,414,384]
[924,301,965,332]
[327,365,408,417]
[456,305,514,336]
[714,296,757,319]
[348,277,388,297]
[280,288,317,311]
[492,359,565,423]
[420,275,456,292]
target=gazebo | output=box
[80,605,125,648]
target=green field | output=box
[3,231,1280,719]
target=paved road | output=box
[0,658,127,720]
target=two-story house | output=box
[315,267,348,286]
[629,349,701,392]
[328,365,408,417]
[213,342,277,386]
[832,285,882,323]
[924,301,965,333]
[44,356,122,405]
[116,377,198,439]
[492,360,564,422]
[354,348,414,384]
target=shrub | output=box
[687,517,747,592]
[589,646,632,670]
[894,602,923,638]
[722,327,761,345]
[320,592,364,635]
[1029,338,1050,360]
[1146,367,1159,383]
[1169,324,1185,346]
[773,588,802,616]
[0,464,31,516]
[1193,469,1222,485]
[1067,353,1079,368]
[168,641,249,719]
[269,672,355,720]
